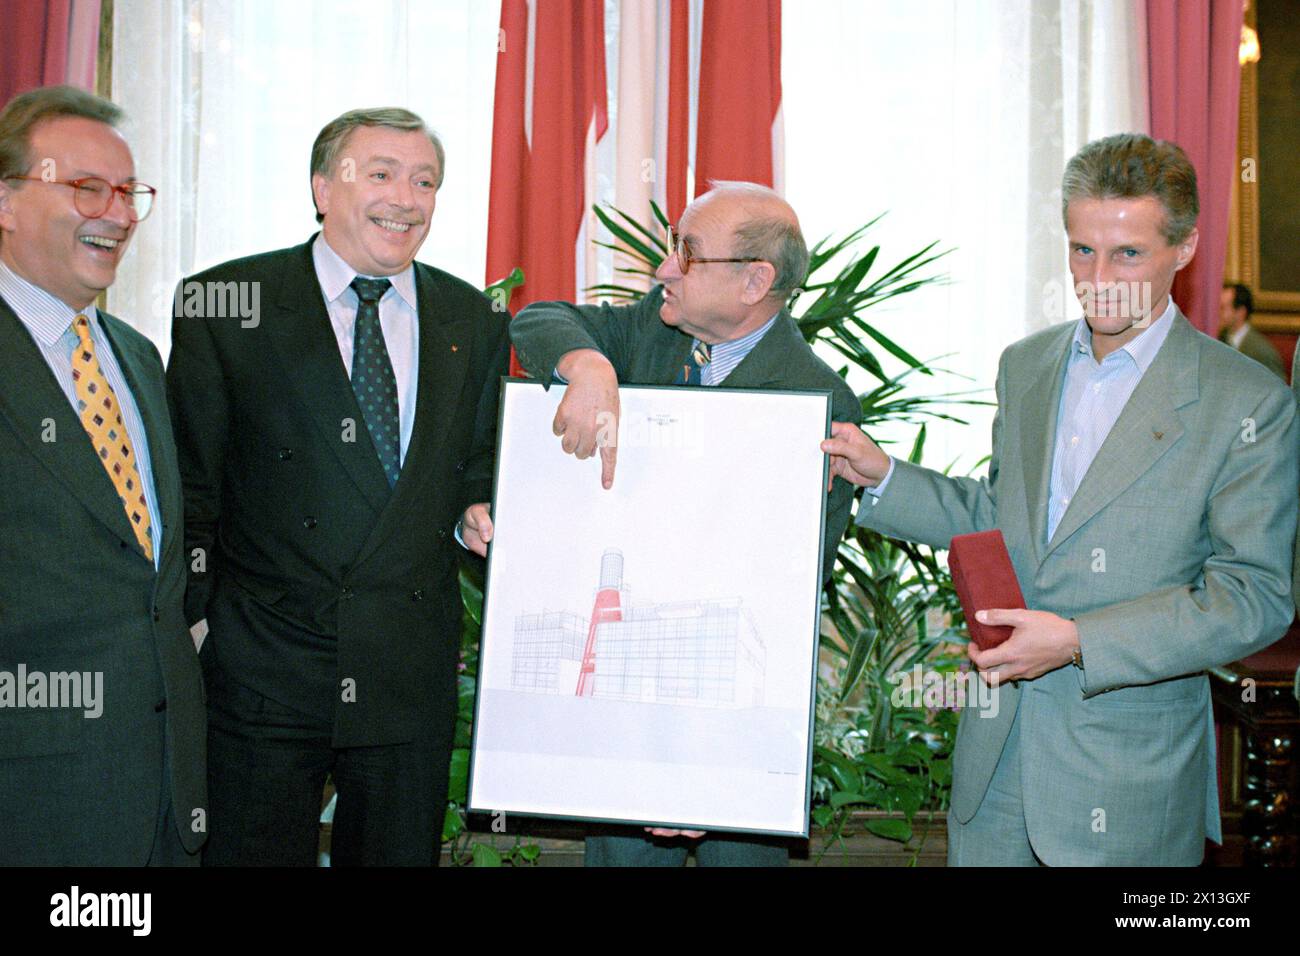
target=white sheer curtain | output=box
[109,0,502,357]
[783,0,1147,475]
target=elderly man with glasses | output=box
[509,180,861,867]
[0,85,207,865]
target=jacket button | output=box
[437,529,448,541]
[154,699,167,713]
[455,460,466,473]
[411,589,424,601]
[279,448,294,461]
[303,516,317,529]
[341,586,354,600]
[152,606,161,622]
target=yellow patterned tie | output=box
[71,314,153,561]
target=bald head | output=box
[693,181,808,300]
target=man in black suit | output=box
[166,108,509,866]
[0,86,206,865]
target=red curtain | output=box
[0,0,101,107]
[1,0,71,105]
[694,0,782,195]
[485,0,608,312]
[1146,0,1245,336]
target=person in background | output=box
[1219,282,1284,379]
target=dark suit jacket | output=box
[0,296,207,865]
[165,237,509,749]
[510,285,862,581]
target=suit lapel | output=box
[721,310,803,388]
[99,313,180,569]
[263,241,391,515]
[1019,328,1073,567]
[0,296,146,557]
[1042,313,1199,558]
[352,264,471,566]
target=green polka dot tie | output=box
[349,277,401,487]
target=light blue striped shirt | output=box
[696,312,779,385]
[1046,300,1176,542]
[0,261,163,567]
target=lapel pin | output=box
[451,344,459,352]
[1153,430,1163,440]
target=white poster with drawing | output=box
[467,380,830,837]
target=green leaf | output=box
[930,757,952,787]
[649,199,670,229]
[518,843,542,862]
[447,747,469,803]
[441,804,465,842]
[593,205,662,265]
[864,817,913,842]
[811,805,835,828]
[471,843,503,867]
[830,791,874,809]
[483,267,524,299]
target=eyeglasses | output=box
[3,175,157,223]
[666,225,763,275]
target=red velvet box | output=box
[948,529,1026,650]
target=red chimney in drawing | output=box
[576,550,624,696]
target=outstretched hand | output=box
[553,349,620,489]
[820,421,891,491]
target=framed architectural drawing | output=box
[467,380,831,837]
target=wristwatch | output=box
[1071,644,1085,670]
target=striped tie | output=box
[70,314,153,560]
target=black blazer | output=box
[166,237,509,748]
[0,296,207,865]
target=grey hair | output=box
[1061,133,1199,245]
[707,180,809,299]
[309,107,445,222]
[0,85,124,183]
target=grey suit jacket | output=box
[857,311,1298,865]
[0,296,207,864]
[511,284,862,585]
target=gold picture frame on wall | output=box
[1230,0,1300,332]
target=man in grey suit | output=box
[510,181,860,866]
[822,134,1298,865]
[0,86,207,864]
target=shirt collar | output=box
[312,233,418,311]
[704,311,781,363]
[1228,322,1249,349]
[0,259,97,346]
[1069,298,1177,375]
